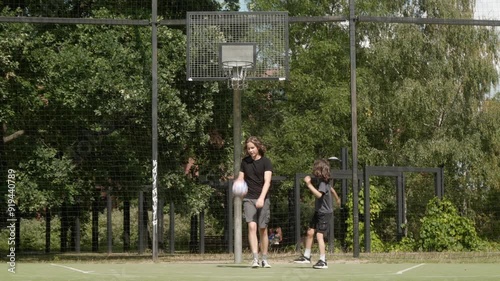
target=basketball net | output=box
[223,61,252,90]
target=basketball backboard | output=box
[186,11,289,84]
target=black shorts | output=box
[308,212,332,234]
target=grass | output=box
[5,251,500,281]
[12,250,500,264]
[4,255,500,281]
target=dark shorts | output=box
[308,212,332,234]
[243,198,271,229]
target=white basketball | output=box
[232,180,248,197]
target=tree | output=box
[247,0,500,245]
[1,0,239,18]
[1,4,226,249]
[245,0,352,176]
[356,1,500,241]
[1,9,43,227]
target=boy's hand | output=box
[303,176,311,184]
[256,198,264,208]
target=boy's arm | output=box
[258,170,272,200]
[236,171,245,181]
[330,186,341,206]
[304,176,323,199]
[255,170,272,208]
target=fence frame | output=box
[2,1,499,260]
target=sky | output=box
[475,0,500,20]
[475,1,500,96]
[239,0,248,11]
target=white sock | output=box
[320,254,326,262]
[304,248,311,258]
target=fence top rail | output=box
[365,166,442,174]
[2,15,500,27]
[0,16,150,26]
[294,166,442,180]
[295,170,361,180]
[359,16,500,26]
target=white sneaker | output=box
[251,259,259,268]
[313,260,328,269]
[261,260,272,268]
[293,255,311,264]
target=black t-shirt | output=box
[240,156,273,199]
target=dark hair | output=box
[245,136,266,156]
[313,159,330,182]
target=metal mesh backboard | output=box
[186,11,289,81]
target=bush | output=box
[0,216,61,252]
[80,208,140,252]
[419,197,482,251]
[0,204,223,254]
[389,235,418,252]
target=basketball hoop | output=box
[186,12,289,84]
[222,61,253,90]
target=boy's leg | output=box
[305,212,319,257]
[258,198,271,268]
[248,222,259,256]
[315,212,332,257]
[316,231,326,258]
[313,231,328,269]
[259,227,271,267]
[244,199,259,267]
[312,212,332,269]
[303,227,315,257]
[259,227,269,257]
[305,227,315,248]
[294,213,319,264]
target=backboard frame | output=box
[186,11,289,82]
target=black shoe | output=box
[293,255,311,264]
[313,260,328,269]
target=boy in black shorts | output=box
[294,159,340,269]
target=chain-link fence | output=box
[1,0,499,261]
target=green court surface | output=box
[5,260,500,281]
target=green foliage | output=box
[345,184,385,252]
[162,172,214,216]
[419,197,482,251]
[80,208,140,252]
[343,192,483,253]
[0,216,61,252]
[389,235,418,252]
[2,0,500,254]
[1,6,222,219]
[16,145,84,212]
[246,32,352,178]
[0,207,223,253]
[248,0,500,250]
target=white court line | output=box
[396,263,425,275]
[50,263,94,274]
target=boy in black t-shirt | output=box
[234,136,273,268]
